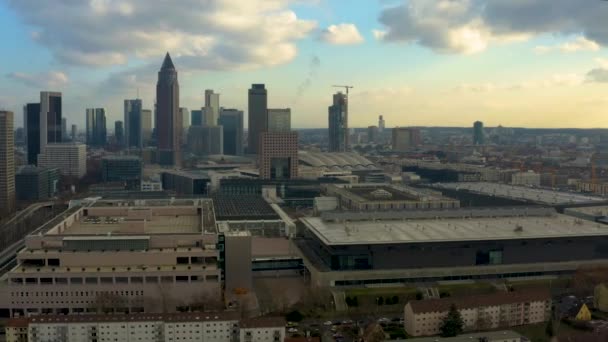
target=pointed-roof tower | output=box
[161,52,175,70]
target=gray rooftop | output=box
[433,182,604,205]
[301,214,608,245]
[565,205,608,217]
[400,330,522,342]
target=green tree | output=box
[285,310,304,322]
[415,292,424,300]
[392,295,399,304]
[377,297,384,306]
[440,305,464,337]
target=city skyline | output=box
[1,1,608,129]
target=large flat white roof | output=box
[301,214,608,245]
[434,182,604,205]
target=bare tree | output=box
[189,290,223,312]
[90,292,128,314]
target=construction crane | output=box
[332,85,354,96]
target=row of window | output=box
[10,274,219,285]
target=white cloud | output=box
[378,0,608,54]
[372,29,387,41]
[595,58,608,69]
[455,82,497,92]
[352,86,412,101]
[7,0,316,68]
[455,73,584,92]
[320,23,364,45]
[587,68,608,83]
[534,36,600,54]
[6,71,69,88]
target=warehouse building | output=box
[324,183,459,211]
[296,208,608,287]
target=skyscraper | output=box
[156,52,181,166]
[368,125,378,143]
[204,90,220,126]
[328,92,348,152]
[247,84,267,154]
[114,121,124,146]
[0,111,15,216]
[267,108,291,132]
[179,107,190,145]
[25,103,41,165]
[142,109,152,146]
[473,121,485,145]
[86,108,107,147]
[219,109,244,156]
[378,115,385,132]
[191,110,203,126]
[71,124,77,142]
[40,91,62,151]
[124,99,142,148]
[61,118,67,141]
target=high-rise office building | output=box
[179,107,190,145]
[259,132,298,180]
[156,53,181,166]
[15,165,59,201]
[204,90,220,126]
[187,126,223,156]
[101,156,143,190]
[191,110,203,126]
[368,125,378,143]
[124,99,142,148]
[25,103,41,165]
[86,108,107,147]
[0,111,15,216]
[267,108,291,132]
[247,84,267,154]
[38,143,87,179]
[114,121,124,146]
[142,109,152,146]
[379,115,385,132]
[473,121,485,145]
[61,118,67,141]
[392,127,421,152]
[40,92,62,151]
[71,124,77,142]
[219,109,244,156]
[328,92,348,152]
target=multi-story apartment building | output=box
[239,317,286,342]
[403,290,551,336]
[37,143,86,179]
[0,198,222,317]
[6,312,241,342]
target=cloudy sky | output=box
[1,0,608,130]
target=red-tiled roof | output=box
[240,316,286,329]
[6,317,29,328]
[407,289,551,314]
[285,337,321,342]
[12,311,240,325]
